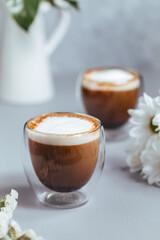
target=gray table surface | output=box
[0,74,159,240]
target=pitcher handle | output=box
[45,9,71,56]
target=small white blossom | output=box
[24,229,44,240]
[0,189,44,240]
[0,206,13,220]
[10,220,22,238]
[26,230,37,239]
[0,215,9,238]
[10,190,18,200]
[5,195,17,211]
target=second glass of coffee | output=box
[80,67,141,140]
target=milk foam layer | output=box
[83,68,140,91]
[88,69,133,84]
[35,116,93,134]
[27,113,100,146]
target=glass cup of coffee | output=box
[79,67,142,140]
[23,112,105,209]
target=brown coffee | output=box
[81,68,140,129]
[27,113,100,192]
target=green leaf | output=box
[63,0,79,9]
[6,0,79,31]
[6,0,40,31]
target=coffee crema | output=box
[27,113,100,192]
[82,68,140,129]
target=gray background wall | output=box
[49,0,160,96]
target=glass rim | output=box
[25,112,102,137]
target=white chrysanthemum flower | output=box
[141,135,160,186]
[10,220,22,238]
[127,92,160,185]
[128,93,160,142]
[127,93,160,171]
[0,215,9,238]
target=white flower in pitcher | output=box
[54,0,68,8]
[141,135,160,186]
[128,93,160,142]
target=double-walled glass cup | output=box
[77,67,143,141]
[23,112,105,209]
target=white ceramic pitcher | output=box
[0,1,71,105]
